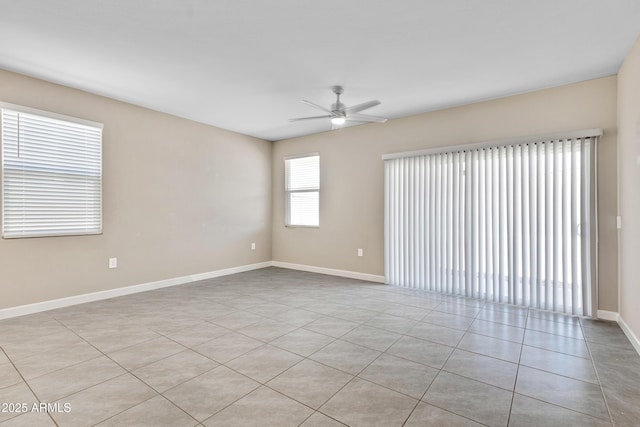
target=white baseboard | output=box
[595,310,640,356]
[0,261,272,321]
[271,261,385,283]
[597,310,620,321]
[619,316,640,356]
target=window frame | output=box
[1,102,103,239]
[284,152,320,228]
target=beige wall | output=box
[618,36,640,338]
[0,69,623,316]
[0,70,272,309]
[272,77,619,312]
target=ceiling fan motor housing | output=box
[331,102,346,113]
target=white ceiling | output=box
[1,1,639,141]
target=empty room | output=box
[1,1,640,426]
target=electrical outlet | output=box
[251,242,256,250]
[357,248,363,257]
[109,257,117,269]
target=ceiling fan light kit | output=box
[289,85,387,130]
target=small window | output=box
[285,153,319,227]
[1,104,103,238]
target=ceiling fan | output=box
[289,86,387,129]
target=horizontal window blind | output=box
[285,154,319,227]
[384,132,598,316]
[1,106,103,238]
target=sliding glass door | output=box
[384,131,599,316]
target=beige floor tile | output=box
[520,345,598,383]
[203,386,313,427]
[2,330,87,361]
[443,349,518,390]
[272,308,324,327]
[406,321,466,347]
[365,313,418,334]
[209,311,266,330]
[74,325,160,354]
[386,335,454,369]
[0,315,68,345]
[359,353,438,398]
[515,366,609,420]
[423,372,512,426]
[192,332,263,363]
[382,304,431,320]
[404,402,483,426]
[329,307,378,323]
[163,366,260,421]
[96,395,197,427]
[320,378,417,427]
[303,317,359,338]
[423,311,475,330]
[50,374,157,427]
[477,308,527,328]
[309,340,380,375]
[523,329,590,358]
[299,412,347,426]
[270,329,335,357]
[161,322,229,348]
[526,317,585,340]
[0,382,38,423]
[27,355,125,401]
[468,319,525,343]
[0,361,23,389]
[236,319,298,342]
[267,359,353,409]
[245,302,291,318]
[341,325,401,351]
[133,350,218,392]
[301,302,347,316]
[0,410,57,427]
[226,345,303,383]
[11,341,102,380]
[509,394,611,427]
[107,336,185,370]
[457,332,522,363]
[435,301,483,317]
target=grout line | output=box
[506,309,528,426]
[49,317,200,426]
[0,346,57,426]
[580,319,616,426]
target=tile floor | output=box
[1,267,639,426]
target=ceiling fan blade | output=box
[301,100,332,113]
[345,113,388,123]
[344,100,381,114]
[289,115,332,122]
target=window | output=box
[285,153,319,227]
[1,104,103,238]
[384,130,599,316]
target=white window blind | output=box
[384,131,599,316]
[1,105,103,238]
[285,154,319,227]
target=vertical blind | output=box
[384,131,599,316]
[1,105,103,238]
[285,153,320,227]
